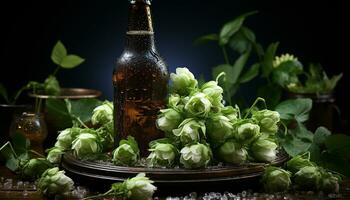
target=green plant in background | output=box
[0,83,29,105]
[0,40,85,112]
[258,51,343,107]
[28,40,85,96]
[195,11,260,106]
[284,62,343,94]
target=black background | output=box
[1,0,348,131]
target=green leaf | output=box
[257,84,282,109]
[309,143,321,163]
[308,127,331,162]
[51,41,67,65]
[228,28,254,54]
[0,83,9,103]
[325,73,343,91]
[197,73,206,87]
[212,64,235,86]
[313,127,331,145]
[0,142,17,161]
[10,131,30,156]
[261,42,279,78]
[320,151,350,177]
[219,11,258,46]
[67,99,102,123]
[194,34,219,45]
[6,156,20,172]
[275,98,312,124]
[230,50,251,84]
[325,134,350,157]
[271,60,303,87]
[239,63,259,83]
[279,123,313,157]
[46,99,73,130]
[59,55,85,69]
[241,26,256,43]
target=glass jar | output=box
[9,112,48,155]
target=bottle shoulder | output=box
[115,50,167,71]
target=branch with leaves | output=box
[195,11,260,106]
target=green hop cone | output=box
[262,166,292,192]
[147,143,178,167]
[234,122,260,144]
[273,53,299,68]
[172,118,206,145]
[251,137,278,163]
[252,109,280,135]
[125,173,157,200]
[91,101,113,126]
[46,147,65,164]
[97,121,115,150]
[294,166,322,190]
[44,75,60,95]
[201,81,224,107]
[184,92,212,118]
[168,94,183,109]
[112,136,139,166]
[216,140,247,164]
[221,106,238,123]
[170,67,198,96]
[71,132,102,158]
[156,108,183,133]
[206,114,233,146]
[180,143,212,169]
[54,127,82,150]
[21,158,53,179]
[286,152,314,174]
[37,167,74,197]
[319,171,341,194]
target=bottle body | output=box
[113,1,168,156]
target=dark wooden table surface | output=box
[1,165,349,200]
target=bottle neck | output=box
[125,0,155,52]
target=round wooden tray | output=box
[61,151,288,193]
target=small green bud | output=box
[156,108,182,133]
[252,109,280,135]
[37,167,74,197]
[251,137,278,163]
[147,143,178,167]
[91,101,113,126]
[170,67,198,96]
[180,143,212,169]
[184,92,212,118]
[172,118,206,145]
[216,141,247,164]
[262,166,292,192]
[294,166,322,190]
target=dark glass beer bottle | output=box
[113,0,168,156]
